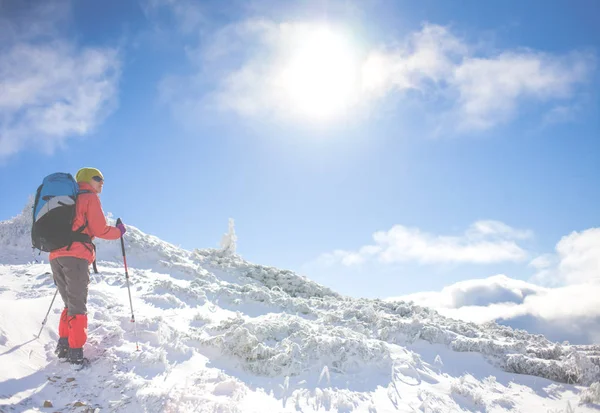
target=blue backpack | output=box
[31,173,93,252]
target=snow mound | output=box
[580,382,600,405]
[202,312,392,377]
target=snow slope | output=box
[1,201,599,412]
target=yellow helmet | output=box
[75,167,104,183]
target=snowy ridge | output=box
[0,198,37,264]
[1,201,600,412]
[192,248,339,300]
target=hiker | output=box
[48,167,126,365]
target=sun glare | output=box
[280,26,358,120]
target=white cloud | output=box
[391,274,600,344]
[361,24,466,97]
[530,227,600,286]
[555,228,600,285]
[528,254,554,270]
[0,2,120,159]
[362,24,594,131]
[452,51,593,131]
[318,220,530,266]
[467,220,533,239]
[398,274,545,309]
[158,16,594,130]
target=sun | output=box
[280,26,359,120]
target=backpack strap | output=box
[67,190,94,251]
[67,225,98,274]
[68,189,99,274]
[66,223,93,251]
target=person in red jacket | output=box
[49,167,126,365]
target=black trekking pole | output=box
[36,288,59,339]
[117,218,139,351]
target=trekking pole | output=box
[36,288,59,339]
[117,218,139,351]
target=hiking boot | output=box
[68,347,86,365]
[54,337,69,359]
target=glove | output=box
[116,222,126,236]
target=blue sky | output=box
[1,0,599,300]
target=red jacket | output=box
[49,182,121,264]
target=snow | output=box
[220,218,237,256]
[1,202,599,412]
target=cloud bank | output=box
[0,1,120,159]
[390,227,600,344]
